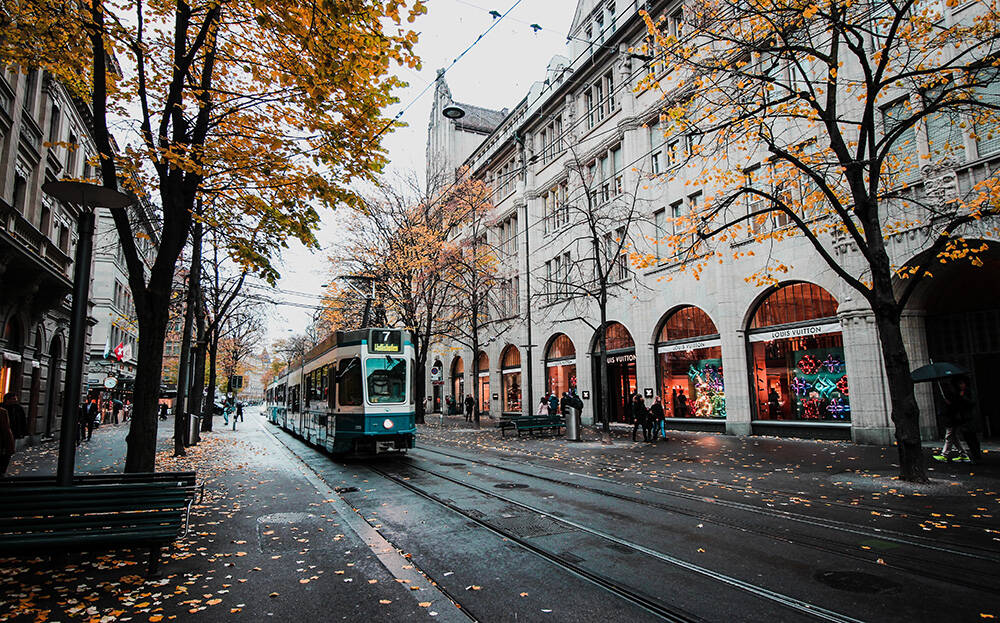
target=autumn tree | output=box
[3,0,423,471]
[639,0,1000,480]
[437,172,511,427]
[332,173,461,423]
[217,311,264,398]
[535,146,651,436]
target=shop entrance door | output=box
[594,357,637,424]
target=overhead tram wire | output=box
[366,0,526,147]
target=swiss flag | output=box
[113,342,125,362]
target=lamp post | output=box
[42,181,134,486]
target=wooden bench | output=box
[514,415,564,438]
[0,475,200,574]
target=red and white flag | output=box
[113,342,125,361]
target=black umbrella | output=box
[911,362,967,383]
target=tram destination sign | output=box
[369,329,401,353]
[748,321,841,343]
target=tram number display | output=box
[370,329,401,353]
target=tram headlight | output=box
[383,418,394,429]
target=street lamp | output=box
[42,180,134,486]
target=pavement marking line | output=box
[257,420,471,623]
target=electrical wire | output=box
[367,0,526,146]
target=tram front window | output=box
[366,357,407,403]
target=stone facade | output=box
[0,67,91,441]
[424,0,1000,444]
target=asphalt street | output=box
[2,408,998,622]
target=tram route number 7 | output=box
[370,329,401,353]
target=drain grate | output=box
[490,514,573,538]
[495,483,530,489]
[814,571,901,594]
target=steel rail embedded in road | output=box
[418,446,1000,564]
[368,460,867,623]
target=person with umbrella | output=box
[912,362,981,465]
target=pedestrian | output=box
[650,396,666,442]
[547,392,559,416]
[112,399,123,425]
[2,392,28,441]
[123,400,132,423]
[636,395,653,442]
[158,403,168,421]
[236,401,244,423]
[629,392,641,441]
[84,400,99,441]
[0,406,15,476]
[464,394,475,423]
[536,396,550,416]
[936,378,980,464]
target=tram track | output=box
[368,459,867,623]
[414,445,1000,595]
[421,440,1000,533]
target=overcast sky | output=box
[263,0,577,346]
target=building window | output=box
[656,306,724,418]
[747,282,849,422]
[47,101,61,143]
[882,98,921,185]
[545,333,577,398]
[604,226,629,281]
[500,345,521,414]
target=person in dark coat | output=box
[464,394,475,422]
[2,392,27,440]
[951,378,981,463]
[83,400,99,441]
[236,401,244,423]
[628,392,639,441]
[650,396,666,442]
[639,395,654,442]
[0,406,15,475]
[632,394,650,442]
[547,393,559,416]
[158,403,168,421]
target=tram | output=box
[264,328,416,455]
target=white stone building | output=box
[424,0,1000,445]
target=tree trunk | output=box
[597,302,611,436]
[873,308,928,483]
[124,307,169,472]
[204,333,219,432]
[190,295,207,437]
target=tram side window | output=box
[338,358,363,406]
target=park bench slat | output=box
[0,478,199,575]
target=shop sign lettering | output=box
[606,352,636,364]
[657,338,722,354]
[749,321,841,343]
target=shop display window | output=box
[656,307,725,418]
[545,334,577,397]
[476,351,490,413]
[501,345,522,413]
[748,283,849,422]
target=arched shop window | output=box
[476,351,490,413]
[1,317,24,397]
[500,345,522,414]
[451,357,465,403]
[656,306,724,418]
[591,322,636,423]
[545,334,577,397]
[747,282,849,422]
